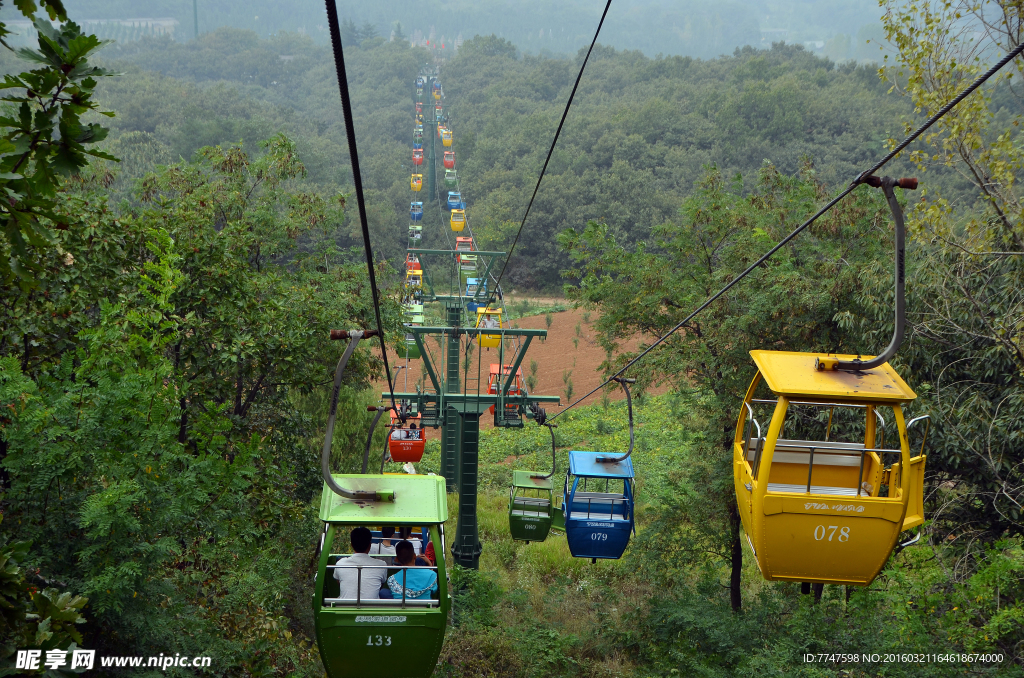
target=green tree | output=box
[0,17,116,281]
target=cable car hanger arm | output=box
[597,377,635,463]
[818,176,917,372]
[322,330,393,502]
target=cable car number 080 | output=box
[367,635,392,646]
[813,525,850,542]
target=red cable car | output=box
[406,253,420,271]
[443,151,455,169]
[488,364,524,415]
[412,149,424,166]
[388,412,425,463]
[415,102,422,114]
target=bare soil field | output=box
[372,303,668,429]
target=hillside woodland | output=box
[0,0,1022,676]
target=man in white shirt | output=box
[333,527,388,601]
[369,526,397,558]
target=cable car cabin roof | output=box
[568,450,635,479]
[512,470,554,491]
[749,350,917,403]
[319,474,446,524]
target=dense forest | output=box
[0,0,888,61]
[0,0,1022,676]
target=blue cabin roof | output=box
[568,450,634,479]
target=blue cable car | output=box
[563,452,635,561]
[413,143,423,150]
[446,191,466,210]
[410,202,423,221]
[562,377,637,561]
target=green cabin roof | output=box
[319,474,448,524]
[512,470,554,490]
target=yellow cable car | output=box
[441,129,452,147]
[734,175,927,588]
[474,307,502,348]
[450,209,466,232]
[734,351,927,586]
[411,174,423,191]
[406,267,423,287]
[433,90,441,100]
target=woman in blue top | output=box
[387,541,438,600]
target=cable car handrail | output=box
[322,330,393,502]
[760,440,904,497]
[906,414,931,457]
[327,562,441,608]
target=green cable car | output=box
[444,170,458,190]
[396,332,421,360]
[509,471,555,542]
[314,474,449,678]
[508,418,561,542]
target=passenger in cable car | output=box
[397,526,424,556]
[386,542,438,600]
[333,527,389,600]
[480,313,499,329]
[369,526,397,558]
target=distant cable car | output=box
[315,331,449,678]
[410,202,423,221]
[459,254,477,285]
[435,105,443,118]
[446,192,465,210]
[441,129,452,147]
[413,143,422,150]
[404,303,425,324]
[388,411,426,463]
[487,363,523,416]
[412,149,423,166]
[406,254,420,270]
[444,170,458,190]
[474,307,502,348]
[406,268,423,287]
[433,89,441,101]
[563,378,637,561]
[415,102,423,113]
[455,237,474,253]
[443,151,455,169]
[415,113,424,124]
[396,331,421,360]
[450,208,466,232]
[411,174,423,191]
[432,81,442,91]
[734,176,927,588]
[465,277,486,298]
[409,224,423,241]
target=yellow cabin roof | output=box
[750,350,916,403]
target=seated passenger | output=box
[387,541,438,600]
[333,527,388,600]
[369,526,397,557]
[480,314,499,329]
[391,428,408,440]
[408,423,421,440]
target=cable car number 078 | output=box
[813,525,850,542]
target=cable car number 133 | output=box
[367,636,392,646]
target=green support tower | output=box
[385,248,559,569]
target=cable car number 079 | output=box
[367,635,392,646]
[813,525,850,542]
[591,533,608,541]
